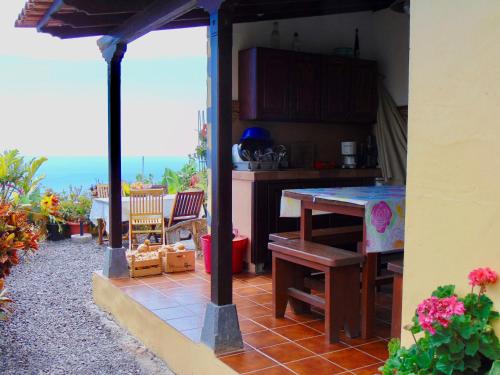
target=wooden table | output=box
[388,259,404,338]
[283,187,405,338]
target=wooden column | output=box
[107,44,126,248]
[208,5,233,306]
[200,0,243,354]
[101,43,129,279]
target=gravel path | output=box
[0,240,174,375]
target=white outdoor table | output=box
[90,195,176,244]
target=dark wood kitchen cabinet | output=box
[321,56,352,123]
[238,47,378,124]
[349,59,379,123]
[239,48,290,121]
[321,57,378,123]
[257,48,291,121]
[290,53,322,121]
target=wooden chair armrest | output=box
[164,218,207,255]
[165,218,202,233]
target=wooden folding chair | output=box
[129,189,165,250]
[167,190,205,227]
[165,190,206,253]
[96,184,110,198]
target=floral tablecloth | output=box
[280,186,406,253]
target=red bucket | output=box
[67,222,90,235]
[201,234,248,274]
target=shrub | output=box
[0,202,40,319]
[162,158,206,194]
[0,150,46,204]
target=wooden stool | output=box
[269,239,363,343]
[388,259,404,338]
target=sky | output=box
[0,0,207,157]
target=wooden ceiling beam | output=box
[232,0,391,16]
[97,0,199,59]
[15,20,38,27]
[230,0,392,23]
[61,0,155,15]
[37,0,64,31]
[43,25,112,38]
[177,7,209,20]
[50,6,208,28]
[158,17,210,30]
[51,12,134,28]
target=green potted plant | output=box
[59,186,92,235]
[38,191,68,240]
[381,267,500,374]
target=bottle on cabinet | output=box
[291,32,301,51]
[270,22,280,49]
[354,28,360,58]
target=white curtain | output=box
[374,82,408,185]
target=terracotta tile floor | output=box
[112,260,391,374]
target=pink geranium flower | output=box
[468,267,498,290]
[417,296,465,335]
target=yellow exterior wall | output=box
[403,0,500,344]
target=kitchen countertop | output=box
[232,168,382,182]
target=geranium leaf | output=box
[465,335,479,356]
[449,339,465,354]
[487,360,500,375]
[463,355,481,372]
[491,311,500,321]
[476,297,493,320]
[387,338,401,355]
[479,338,500,360]
[432,285,455,298]
[431,330,452,346]
[415,350,432,369]
[436,354,453,375]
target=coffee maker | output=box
[341,141,357,169]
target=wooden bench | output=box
[269,225,363,246]
[270,226,395,291]
[269,239,363,343]
[388,259,404,338]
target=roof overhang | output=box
[15,0,394,39]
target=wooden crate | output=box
[163,250,196,273]
[129,253,163,278]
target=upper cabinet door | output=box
[290,53,322,122]
[321,56,352,123]
[238,47,378,123]
[349,60,378,123]
[257,48,291,121]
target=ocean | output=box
[36,156,189,193]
